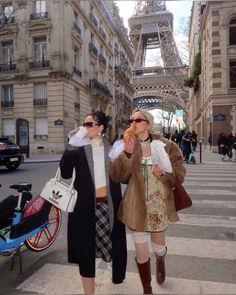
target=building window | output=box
[74,12,79,25]
[34,37,46,61]
[1,41,13,64]
[34,83,47,105]
[1,85,13,107]
[90,62,97,79]
[3,118,14,136]
[230,60,236,88]
[35,0,46,13]
[74,48,80,68]
[3,85,13,100]
[229,18,236,45]
[74,88,80,109]
[35,117,48,138]
[0,3,13,23]
[100,71,104,83]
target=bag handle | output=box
[54,167,76,190]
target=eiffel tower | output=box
[129,0,188,115]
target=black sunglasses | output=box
[128,118,148,124]
[83,122,99,128]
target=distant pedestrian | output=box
[171,130,178,144]
[217,132,227,160]
[208,131,212,150]
[191,130,197,152]
[232,133,236,162]
[225,131,233,160]
[178,130,186,152]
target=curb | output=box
[23,159,61,164]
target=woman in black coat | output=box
[60,111,127,294]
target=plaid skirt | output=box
[95,201,112,262]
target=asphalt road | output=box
[0,162,60,199]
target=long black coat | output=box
[60,142,127,284]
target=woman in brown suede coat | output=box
[109,109,186,294]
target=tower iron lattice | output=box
[129,0,189,114]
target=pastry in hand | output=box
[123,126,135,141]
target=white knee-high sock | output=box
[151,242,166,256]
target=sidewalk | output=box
[22,148,235,164]
[23,153,62,163]
[194,147,235,164]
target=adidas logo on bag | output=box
[52,190,62,199]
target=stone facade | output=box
[0,0,133,154]
[189,1,236,152]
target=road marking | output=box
[126,234,236,260]
[185,182,236,187]
[177,213,236,228]
[193,200,236,209]
[186,173,236,177]
[17,263,236,294]
[185,177,236,181]
[186,189,235,195]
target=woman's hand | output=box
[124,135,135,154]
[152,164,165,177]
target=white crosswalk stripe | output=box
[17,162,236,294]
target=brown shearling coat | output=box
[109,133,186,231]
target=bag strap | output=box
[54,167,76,189]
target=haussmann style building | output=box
[0,0,134,154]
[188,0,236,152]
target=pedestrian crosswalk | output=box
[17,162,236,294]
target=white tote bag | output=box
[40,167,77,213]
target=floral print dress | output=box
[142,157,168,232]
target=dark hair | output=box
[88,110,110,134]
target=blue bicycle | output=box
[0,183,61,271]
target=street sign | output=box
[213,114,225,121]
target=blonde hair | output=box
[132,109,154,132]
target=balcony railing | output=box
[33,98,47,106]
[30,12,48,20]
[1,100,14,108]
[29,60,50,69]
[99,27,106,41]
[89,12,98,27]
[73,23,81,34]
[90,79,112,99]
[89,43,98,58]
[99,54,106,67]
[73,66,82,77]
[0,63,16,71]
[0,16,14,25]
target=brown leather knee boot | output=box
[135,258,153,294]
[155,248,167,284]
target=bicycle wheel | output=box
[25,205,61,251]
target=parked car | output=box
[0,137,24,170]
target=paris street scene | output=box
[0,1,236,295]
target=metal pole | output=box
[199,140,202,163]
